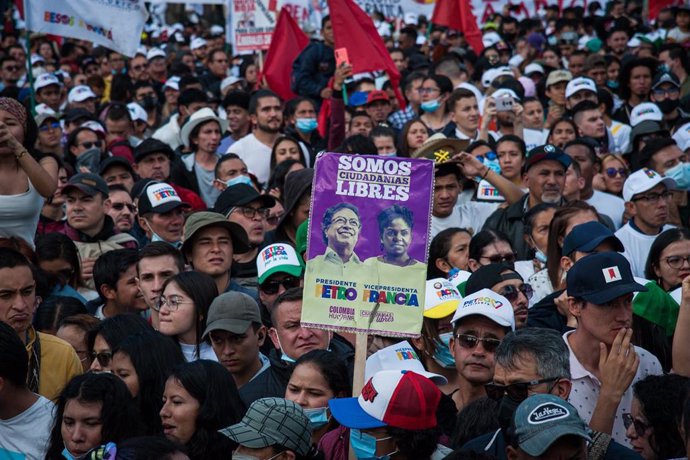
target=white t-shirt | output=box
[430,201,500,239]
[226,133,272,185]
[0,395,54,460]
[523,128,548,152]
[180,341,218,362]
[615,222,675,278]
[586,190,625,230]
[609,120,631,154]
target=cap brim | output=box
[62,184,99,196]
[258,264,303,285]
[219,422,277,448]
[329,398,386,430]
[202,319,252,339]
[581,281,648,305]
[520,426,592,456]
[417,371,448,386]
[182,221,251,255]
[452,311,514,331]
[151,200,188,214]
[424,300,460,319]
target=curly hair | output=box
[377,205,414,236]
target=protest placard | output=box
[302,153,434,338]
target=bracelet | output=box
[480,167,490,181]
[15,149,25,160]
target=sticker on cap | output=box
[544,145,555,153]
[602,266,622,283]
[361,379,379,402]
[528,402,570,425]
[147,182,180,206]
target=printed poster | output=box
[302,153,434,338]
[229,0,311,53]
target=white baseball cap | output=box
[524,63,545,76]
[482,31,503,48]
[672,122,690,152]
[424,278,462,319]
[191,37,208,50]
[565,77,597,99]
[492,88,520,102]
[80,120,106,136]
[34,73,62,91]
[210,25,224,36]
[146,47,166,61]
[451,288,515,331]
[257,243,303,284]
[31,54,45,66]
[220,76,245,94]
[127,102,148,123]
[365,341,447,385]
[164,76,181,91]
[622,168,677,202]
[629,102,663,127]
[135,45,148,57]
[68,85,96,103]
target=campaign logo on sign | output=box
[602,266,622,283]
[528,402,569,425]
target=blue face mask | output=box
[420,99,441,113]
[296,118,318,133]
[378,151,397,157]
[606,80,619,90]
[665,162,690,190]
[535,248,547,264]
[475,151,501,181]
[303,406,330,429]
[433,332,456,368]
[350,429,396,460]
[224,174,253,188]
[146,221,182,249]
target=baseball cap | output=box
[329,370,441,430]
[524,63,545,76]
[202,291,261,337]
[545,70,572,88]
[138,181,187,215]
[213,183,276,216]
[68,85,97,103]
[562,221,624,256]
[62,173,109,197]
[492,88,520,102]
[127,102,148,124]
[134,138,174,162]
[220,397,311,456]
[566,252,647,304]
[64,108,94,124]
[220,76,245,94]
[257,243,303,285]
[34,112,59,128]
[366,90,390,105]
[164,76,181,91]
[482,31,503,48]
[99,156,134,177]
[182,211,250,255]
[524,144,572,172]
[629,102,663,127]
[34,73,62,91]
[481,66,513,88]
[146,47,166,61]
[465,264,522,296]
[652,71,680,90]
[190,37,208,50]
[424,278,462,319]
[565,77,596,99]
[451,288,515,331]
[673,122,690,152]
[512,394,591,457]
[622,167,677,202]
[365,341,448,385]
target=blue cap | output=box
[567,252,647,305]
[349,91,369,107]
[524,144,572,172]
[562,221,624,256]
[512,394,591,456]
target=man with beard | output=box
[309,203,364,276]
[105,185,135,233]
[650,71,682,130]
[464,264,530,329]
[484,145,571,260]
[227,90,283,185]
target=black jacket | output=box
[483,194,532,260]
[525,289,573,334]
[291,41,335,101]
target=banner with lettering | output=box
[302,153,434,338]
[25,0,147,57]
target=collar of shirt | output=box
[563,330,598,382]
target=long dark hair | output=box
[160,272,218,359]
[166,360,245,460]
[35,233,84,289]
[114,331,186,435]
[645,227,690,289]
[87,313,152,352]
[294,349,351,398]
[45,373,142,459]
[428,227,472,278]
[468,229,513,269]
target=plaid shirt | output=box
[387,105,418,130]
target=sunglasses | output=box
[110,202,136,212]
[499,283,533,302]
[605,167,627,178]
[266,213,284,226]
[454,333,501,353]
[79,140,103,149]
[622,413,651,437]
[485,377,559,402]
[39,122,61,132]
[481,252,517,264]
[91,351,113,367]
[259,276,301,295]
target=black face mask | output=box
[502,32,516,43]
[497,396,522,434]
[140,95,158,110]
[657,99,678,114]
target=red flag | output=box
[259,7,309,101]
[327,0,405,109]
[14,0,23,19]
[432,0,484,54]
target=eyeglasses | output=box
[485,377,559,402]
[110,202,136,212]
[39,122,61,132]
[499,283,533,302]
[232,206,270,220]
[79,140,103,149]
[331,216,361,228]
[664,255,690,269]
[622,413,651,437]
[259,276,301,295]
[91,351,113,367]
[156,295,194,312]
[480,252,517,264]
[454,333,502,353]
[605,167,627,178]
[418,87,441,94]
[652,87,679,98]
[632,191,673,204]
[266,212,284,226]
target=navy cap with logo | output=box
[562,221,624,257]
[566,252,647,305]
[652,71,681,90]
[62,173,109,197]
[524,144,572,172]
[213,184,276,217]
[138,181,188,215]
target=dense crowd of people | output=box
[4,1,690,459]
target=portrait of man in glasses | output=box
[310,203,363,275]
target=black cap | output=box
[652,71,680,90]
[138,181,188,215]
[222,91,250,111]
[524,144,572,172]
[99,156,134,177]
[562,221,624,256]
[638,137,678,168]
[567,252,647,305]
[64,108,94,124]
[62,173,109,197]
[465,263,522,296]
[213,184,276,216]
[134,138,174,163]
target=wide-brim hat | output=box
[180,107,228,148]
